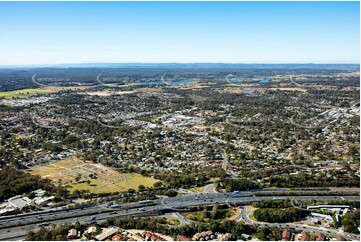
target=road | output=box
[161,212,191,226]
[0,191,359,241]
[221,151,228,171]
[203,184,217,193]
[242,206,360,241]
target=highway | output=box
[0,191,359,241]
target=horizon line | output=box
[0,62,360,68]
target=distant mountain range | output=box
[0,63,359,70]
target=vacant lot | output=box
[0,88,56,99]
[83,90,135,96]
[28,157,159,193]
[43,85,92,91]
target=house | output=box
[111,234,124,241]
[336,235,345,241]
[141,231,165,241]
[88,226,97,234]
[68,229,78,239]
[316,232,325,241]
[176,235,191,241]
[281,229,291,241]
[150,234,157,241]
[192,231,214,241]
[95,227,119,241]
[142,231,152,240]
[300,231,309,241]
[218,233,234,241]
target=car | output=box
[138,208,146,211]
[38,222,50,227]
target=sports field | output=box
[28,157,159,193]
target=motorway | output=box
[0,191,359,241]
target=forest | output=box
[0,167,52,201]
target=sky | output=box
[0,1,359,65]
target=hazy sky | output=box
[0,1,359,65]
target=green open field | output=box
[0,88,56,99]
[69,173,159,193]
[28,157,160,194]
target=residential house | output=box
[300,231,309,241]
[112,234,124,241]
[68,229,78,239]
[316,232,325,241]
[282,229,291,241]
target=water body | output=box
[259,77,272,83]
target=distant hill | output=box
[0,63,359,71]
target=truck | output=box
[138,200,153,204]
[109,204,122,209]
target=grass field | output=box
[0,86,94,99]
[0,88,56,99]
[28,157,159,194]
[189,186,205,193]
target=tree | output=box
[153,181,163,189]
[253,208,303,223]
[75,174,82,183]
[138,185,146,192]
[127,188,135,194]
[222,178,260,192]
[342,210,360,234]
[211,205,219,219]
